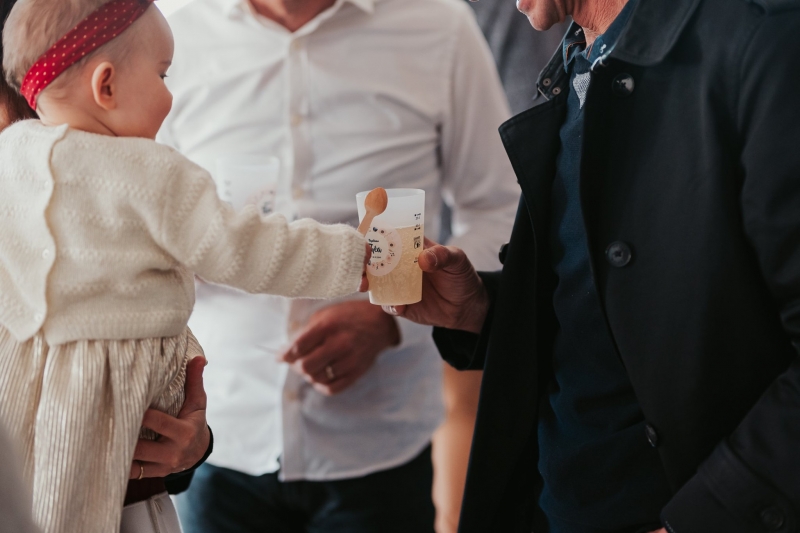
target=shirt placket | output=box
[286,35,312,202]
[278,31,314,481]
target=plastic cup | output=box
[357,189,425,305]
[215,155,281,215]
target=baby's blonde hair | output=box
[2,0,137,94]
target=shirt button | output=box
[606,241,632,268]
[760,506,785,531]
[645,424,659,448]
[612,73,635,97]
[292,187,304,199]
[291,114,303,127]
[291,40,302,51]
[284,390,299,402]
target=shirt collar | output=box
[221,0,375,18]
[561,0,637,73]
[537,0,702,101]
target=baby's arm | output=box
[153,154,366,299]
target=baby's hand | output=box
[359,243,372,293]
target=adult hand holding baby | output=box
[129,356,210,479]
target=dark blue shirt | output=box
[537,3,673,531]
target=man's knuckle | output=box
[169,457,182,471]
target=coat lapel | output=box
[457,101,567,532]
[499,97,567,232]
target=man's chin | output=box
[526,16,548,31]
[516,0,561,31]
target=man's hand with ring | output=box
[279,300,400,395]
[128,355,210,479]
[382,238,489,334]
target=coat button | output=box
[606,241,632,267]
[612,73,635,97]
[645,424,659,447]
[498,243,509,265]
[760,506,785,531]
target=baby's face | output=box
[112,7,174,139]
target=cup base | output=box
[368,294,422,306]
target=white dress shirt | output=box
[159,0,519,481]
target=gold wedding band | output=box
[325,365,335,381]
[137,460,144,481]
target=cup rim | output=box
[356,188,424,200]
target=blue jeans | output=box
[176,445,435,533]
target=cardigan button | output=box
[760,506,785,531]
[645,423,659,448]
[606,241,632,268]
[612,73,635,97]
[34,313,44,323]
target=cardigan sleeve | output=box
[153,153,366,299]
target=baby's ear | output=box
[90,61,117,111]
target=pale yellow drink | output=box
[365,224,424,305]
[358,188,425,305]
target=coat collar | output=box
[535,0,703,100]
[612,0,703,66]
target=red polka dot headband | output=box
[19,0,155,109]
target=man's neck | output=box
[573,0,628,45]
[248,0,337,32]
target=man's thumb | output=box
[418,246,445,271]
[418,245,469,273]
[181,356,207,414]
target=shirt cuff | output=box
[432,326,482,370]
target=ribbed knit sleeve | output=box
[154,153,366,299]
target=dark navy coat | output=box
[434,0,800,531]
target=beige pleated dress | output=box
[0,121,367,533]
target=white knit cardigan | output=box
[0,120,366,345]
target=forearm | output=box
[432,271,500,370]
[156,161,366,300]
[177,205,365,299]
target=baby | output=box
[0,1,368,532]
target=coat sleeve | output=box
[432,270,502,371]
[661,9,800,532]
